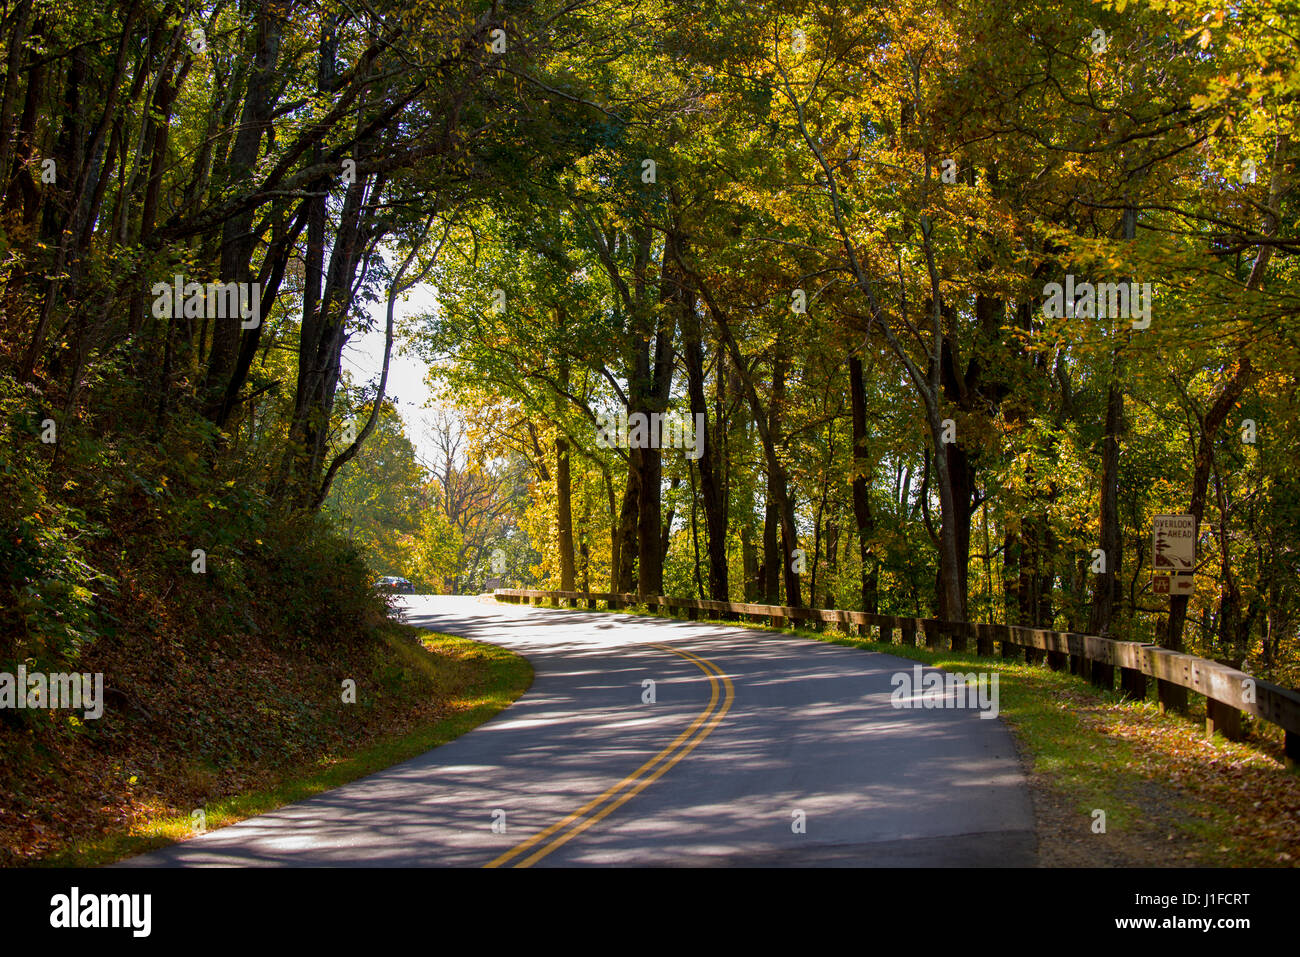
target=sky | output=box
[338,282,442,466]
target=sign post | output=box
[1151,514,1196,714]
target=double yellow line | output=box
[485,642,734,868]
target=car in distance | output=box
[375,576,415,594]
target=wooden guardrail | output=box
[493,587,1300,768]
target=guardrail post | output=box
[902,621,916,647]
[923,620,938,650]
[1090,641,1115,691]
[1286,732,1299,770]
[975,623,993,657]
[1205,697,1242,741]
[950,622,968,652]
[1158,686,1189,713]
[1154,625,1190,714]
[1119,664,1146,701]
[1158,678,1189,715]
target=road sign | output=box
[1152,514,1195,596]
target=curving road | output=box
[121,595,1036,867]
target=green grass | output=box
[44,628,533,867]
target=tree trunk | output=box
[616,450,640,593]
[762,488,780,603]
[683,268,800,606]
[201,0,282,413]
[1089,375,1124,681]
[682,276,728,599]
[823,521,839,609]
[557,436,575,592]
[848,355,879,614]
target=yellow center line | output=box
[484,642,734,869]
[514,644,735,867]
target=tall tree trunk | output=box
[605,470,621,594]
[742,523,760,602]
[848,355,879,613]
[823,521,839,609]
[768,348,802,606]
[555,345,575,591]
[616,450,640,593]
[557,437,575,591]
[201,0,282,413]
[1211,461,1247,666]
[683,274,728,599]
[637,443,663,597]
[635,229,682,598]
[944,440,975,618]
[762,488,780,603]
[689,280,801,606]
[1090,378,1123,637]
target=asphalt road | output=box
[122,595,1036,867]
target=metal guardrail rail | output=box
[493,588,1300,768]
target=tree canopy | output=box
[3,0,1299,693]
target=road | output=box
[122,595,1036,867]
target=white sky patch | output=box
[340,281,440,462]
